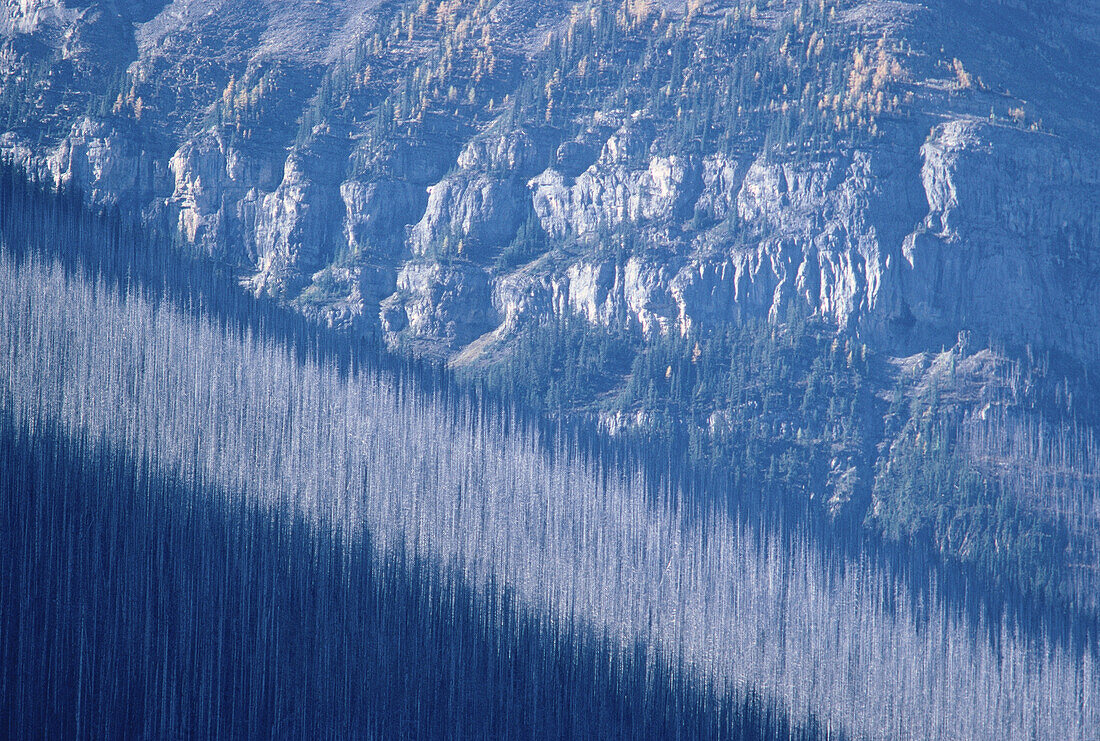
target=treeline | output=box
[474,307,1100,639]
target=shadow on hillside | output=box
[0,412,835,739]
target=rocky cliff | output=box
[3,0,1096,370]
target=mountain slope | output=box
[2,1,1097,361]
[2,178,1097,739]
[3,0,1100,613]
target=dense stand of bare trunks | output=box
[1,242,1096,739]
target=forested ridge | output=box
[2,164,1099,737]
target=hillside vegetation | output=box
[2,170,1098,739]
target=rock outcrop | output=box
[1,0,1097,370]
[50,117,166,208]
[168,128,277,260]
[530,124,701,240]
[383,260,496,350]
[895,118,1100,359]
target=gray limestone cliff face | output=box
[1,0,80,36]
[382,260,496,351]
[894,118,1100,359]
[418,129,557,249]
[381,129,558,346]
[250,150,348,296]
[3,0,1098,371]
[493,116,1100,367]
[409,176,527,259]
[529,123,701,241]
[49,117,168,208]
[86,110,1100,370]
[502,137,913,344]
[24,98,1100,374]
[342,178,424,257]
[168,129,278,261]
